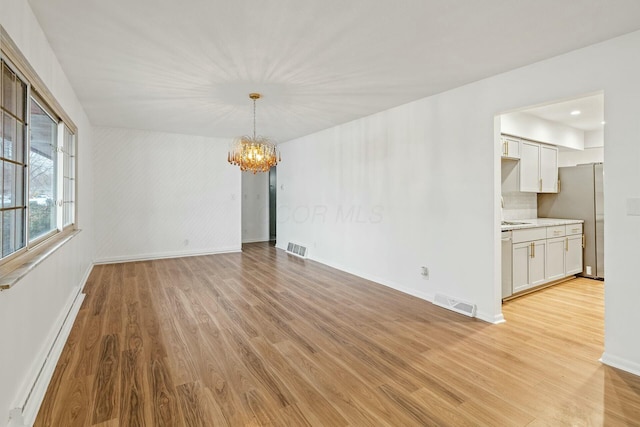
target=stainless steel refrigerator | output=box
[538,163,604,279]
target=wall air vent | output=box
[286,242,307,259]
[433,293,477,318]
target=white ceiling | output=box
[523,93,604,132]
[27,0,640,142]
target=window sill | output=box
[0,228,82,291]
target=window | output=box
[29,97,57,242]
[1,59,27,257]
[0,55,76,261]
[62,126,75,227]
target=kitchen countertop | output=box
[501,218,584,231]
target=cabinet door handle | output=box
[506,141,509,157]
[539,178,543,192]
[582,234,585,248]
[530,242,535,258]
[565,237,569,251]
[558,179,561,192]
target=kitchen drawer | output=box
[512,227,547,243]
[566,224,583,235]
[546,225,566,238]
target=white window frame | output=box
[61,125,75,229]
[0,34,78,268]
[1,56,30,260]
[28,94,60,246]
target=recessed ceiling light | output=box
[570,110,581,116]
[601,121,606,125]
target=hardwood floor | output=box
[35,242,640,426]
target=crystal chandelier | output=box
[228,93,281,174]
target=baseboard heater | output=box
[433,293,477,317]
[286,242,307,259]
[9,289,85,427]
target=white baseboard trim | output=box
[242,238,270,244]
[9,265,92,427]
[290,251,504,324]
[308,253,434,304]
[477,311,506,324]
[600,352,640,377]
[93,246,242,264]
[79,263,94,292]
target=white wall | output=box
[278,30,640,375]
[93,127,240,262]
[585,129,605,148]
[0,0,95,424]
[501,111,585,149]
[558,147,604,167]
[242,171,269,243]
[278,90,500,322]
[558,129,605,167]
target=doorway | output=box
[498,92,605,310]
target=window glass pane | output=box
[2,64,16,116]
[3,161,15,208]
[15,208,24,250]
[2,210,15,257]
[62,126,75,227]
[29,99,57,241]
[16,80,26,121]
[3,113,15,159]
[15,122,24,163]
[16,165,24,206]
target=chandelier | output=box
[228,93,281,174]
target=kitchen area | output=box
[500,93,605,301]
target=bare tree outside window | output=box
[29,99,57,241]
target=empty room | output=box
[2,1,640,426]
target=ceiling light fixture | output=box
[228,93,280,174]
[570,110,581,116]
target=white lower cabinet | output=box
[512,239,546,293]
[512,242,531,293]
[546,237,566,281]
[509,223,583,296]
[565,234,583,275]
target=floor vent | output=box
[286,242,307,258]
[433,293,477,317]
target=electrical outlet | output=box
[421,266,429,280]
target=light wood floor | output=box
[35,242,640,426]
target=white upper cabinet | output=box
[519,141,540,192]
[501,135,520,159]
[517,139,558,193]
[539,145,558,193]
